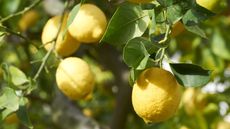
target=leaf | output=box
[211,28,230,60]
[123,37,158,70]
[9,66,28,86]
[0,87,19,120]
[0,0,21,17]
[17,97,33,129]
[166,4,184,24]
[1,64,29,89]
[170,63,211,87]
[157,0,173,7]
[63,3,81,36]
[129,68,144,86]
[100,2,150,47]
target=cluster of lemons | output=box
[129,0,224,124]
[41,4,107,100]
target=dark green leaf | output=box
[166,4,183,24]
[101,2,150,47]
[170,63,211,87]
[17,97,33,129]
[157,0,173,7]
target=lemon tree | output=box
[56,57,95,100]
[0,0,230,129]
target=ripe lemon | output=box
[41,14,80,57]
[18,10,39,31]
[216,120,230,129]
[4,113,19,124]
[68,4,107,43]
[128,0,154,4]
[56,57,95,100]
[132,67,181,123]
[196,0,222,13]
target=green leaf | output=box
[17,97,33,129]
[166,4,184,24]
[0,0,21,17]
[129,68,144,86]
[123,37,158,69]
[170,63,211,87]
[182,9,207,38]
[9,66,28,86]
[1,64,29,89]
[211,28,230,60]
[63,3,81,37]
[0,87,19,120]
[101,2,150,47]
[157,0,173,7]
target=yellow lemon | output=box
[4,113,19,124]
[216,120,230,129]
[68,4,107,43]
[18,10,40,31]
[182,88,197,115]
[128,0,154,4]
[56,57,95,100]
[41,14,80,57]
[132,67,181,123]
[196,0,222,13]
[180,126,190,129]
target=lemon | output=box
[4,113,19,124]
[68,4,107,43]
[180,126,190,129]
[132,67,181,123]
[171,21,185,37]
[41,14,80,57]
[216,120,230,129]
[196,0,222,13]
[56,57,95,100]
[128,0,154,4]
[182,88,197,115]
[18,10,39,31]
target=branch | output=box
[0,0,42,23]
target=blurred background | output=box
[0,0,230,129]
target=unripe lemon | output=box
[18,10,39,31]
[56,57,95,100]
[132,67,181,123]
[4,113,19,124]
[68,4,107,43]
[196,0,222,13]
[128,0,154,4]
[42,14,80,57]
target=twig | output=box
[0,0,42,23]
[33,1,70,81]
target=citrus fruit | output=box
[41,14,80,57]
[68,4,107,43]
[132,67,181,123]
[216,120,230,129]
[196,0,222,13]
[127,0,154,3]
[56,57,95,100]
[171,21,185,37]
[18,10,39,31]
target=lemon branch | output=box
[0,0,42,23]
[33,1,70,81]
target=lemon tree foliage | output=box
[0,0,230,128]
